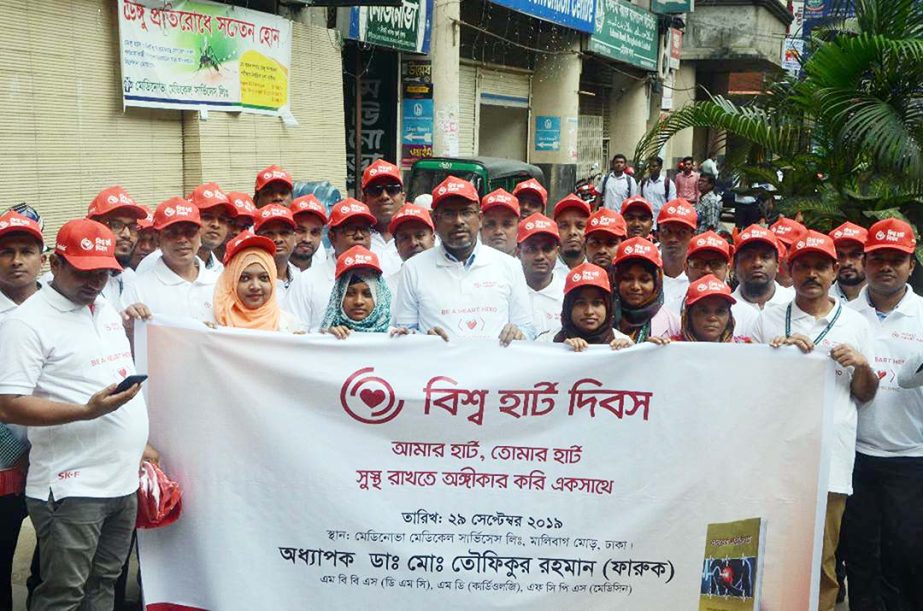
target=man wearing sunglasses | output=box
[361,160,405,277]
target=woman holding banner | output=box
[547,262,632,352]
[610,237,680,341]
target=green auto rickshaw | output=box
[407,157,544,201]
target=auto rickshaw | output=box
[407,156,544,201]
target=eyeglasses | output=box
[435,207,479,221]
[105,220,140,235]
[336,224,372,237]
[365,184,403,197]
[161,224,200,239]
[687,258,728,272]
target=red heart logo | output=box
[118,368,128,378]
[720,566,734,585]
[360,389,386,409]
[877,370,887,380]
[466,320,477,329]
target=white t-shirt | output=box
[662,272,690,317]
[0,289,148,500]
[731,282,794,328]
[528,273,565,341]
[136,250,220,274]
[284,254,336,332]
[753,298,874,494]
[122,257,219,322]
[276,261,300,298]
[41,269,136,313]
[849,286,923,457]
[553,257,573,280]
[602,173,638,211]
[371,231,403,278]
[392,241,535,339]
[385,269,402,297]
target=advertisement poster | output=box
[402,61,434,167]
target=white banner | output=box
[136,319,833,610]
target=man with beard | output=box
[480,189,520,256]
[253,165,294,208]
[753,231,877,611]
[392,176,533,343]
[253,205,299,296]
[731,225,794,321]
[551,195,591,277]
[361,159,404,276]
[128,208,157,271]
[620,196,654,239]
[289,195,328,272]
[513,178,547,218]
[656,199,697,315]
[828,221,867,302]
[385,203,435,293]
[190,182,236,271]
[517,213,564,339]
[583,208,626,272]
[85,186,148,310]
[285,199,375,331]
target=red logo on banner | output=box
[340,367,404,424]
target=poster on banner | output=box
[136,319,831,610]
[782,38,805,76]
[589,0,659,72]
[117,0,293,116]
[348,0,432,54]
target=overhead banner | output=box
[348,0,433,54]
[137,320,832,610]
[488,0,596,34]
[589,0,659,71]
[117,0,293,116]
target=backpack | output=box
[640,176,674,201]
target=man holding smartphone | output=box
[0,219,149,610]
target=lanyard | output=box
[785,302,842,344]
[635,321,651,343]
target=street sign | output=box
[535,116,561,152]
[588,0,659,72]
[651,0,693,13]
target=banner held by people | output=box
[136,319,832,610]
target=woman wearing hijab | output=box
[610,237,681,341]
[321,245,409,339]
[212,231,304,332]
[546,262,633,352]
[649,274,752,345]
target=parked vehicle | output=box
[407,157,544,201]
[574,163,601,207]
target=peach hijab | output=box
[213,247,280,331]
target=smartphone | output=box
[113,374,148,394]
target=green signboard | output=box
[589,0,659,71]
[651,0,693,14]
[348,0,432,54]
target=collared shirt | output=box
[135,249,215,275]
[695,191,723,233]
[731,282,794,336]
[640,175,674,220]
[753,298,874,494]
[553,256,579,280]
[122,257,218,322]
[731,282,794,313]
[392,240,536,339]
[0,289,25,322]
[276,261,300,297]
[662,272,690,317]
[528,273,565,340]
[0,288,148,500]
[829,281,864,303]
[601,173,638,211]
[370,231,403,278]
[101,268,136,312]
[284,254,336,332]
[849,286,923,457]
[675,171,700,202]
[0,287,40,471]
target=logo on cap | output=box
[624,245,634,254]
[876,230,886,240]
[107,195,118,205]
[344,256,354,266]
[571,272,581,282]
[80,238,93,251]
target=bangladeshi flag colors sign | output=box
[137,319,830,609]
[117,0,293,116]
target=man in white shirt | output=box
[517,213,564,339]
[480,189,520,256]
[86,186,149,310]
[289,195,328,272]
[843,218,923,610]
[752,230,877,611]
[684,231,758,336]
[361,159,404,276]
[731,225,795,319]
[600,153,638,211]
[254,204,300,296]
[639,156,675,222]
[656,199,697,316]
[253,164,294,209]
[512,178,547,218]
[385,204,435,294]
[584,208,626,272]
[551,195,590,278]
[122,198,219,324]
[0,219,148,610]
[828,221,868,302]
[189,182,236,271]
[392,176,533,344]
[285,199,375,331]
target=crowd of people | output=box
[0,155,919,610]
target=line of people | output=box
[0,159,919,610]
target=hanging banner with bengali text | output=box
[136,319,832,610]
[117,0,293,116]
[589,0,659,71]
[348,0,432,54]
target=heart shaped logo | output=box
[466,320,477,330]
[720,566,734,585]
[118,368,127,378]
[877,370,888,380]
[360,388,385,409]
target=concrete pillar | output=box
[607,74,650,164]
[431,0,460,157]
[662,63,696,167]
[530,36,581,204]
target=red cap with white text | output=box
[254,204,297,232]
[0,211,44,246]
[254,165,293,192]
[328,198,376,228]
[512,178,547,205]
[620,195,653,217]
[614,236,662,268]
[431,176,480,209]
[87,186,148,221]
[685,274,736,307]
[734,224,779,254]
[335,245,382,279]
[829,221,868,247]
[361,159,403,190]
[517,213,560,244]
[586,208,627,239]
[789,230,837,262]
[227,192,257,222]
[564,262,611,294]
[687,230,731,262]
[154,197,201,231]
[552,194,591,219]
[54,219,121,271]
[388,204,434,235]
[481,189,520,216]
[223,230,276,265]
[190,183,236,217]
[290,195,328,224]
[770,217,808,246]
[656,198,698,230]
[864,218,916,254]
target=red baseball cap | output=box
[829,221,868,246]
[290,195,328,224]
[865,218,916,254]
[137,207,154,231]
[190,183,236,217]
[564,262,611,295]
[552,194,591,219]
[734,224,779,254]
[657,198,698,230]
[614,236,662,268]
[87,186,148,221]
[388,204,434,235]
[770,217,808,246]
[54,219,121,271]
[431,176,479,209]
[254,165,293,192]
[621,195,653,217]
[517,213,560,245]
[0,211,44,246]
[223,230,276,265]
[362,159,403,190]
[481,189,520,217]
[789,230,837,262]
[154,198,201,231]
[329,198,376,228]
[687,230,732,262]
[227,192,257,222]
[254,204,297,232]
[586,209,627,239]
[335,245,381,279]
[512,179,548,205]
[685,274,736,307]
